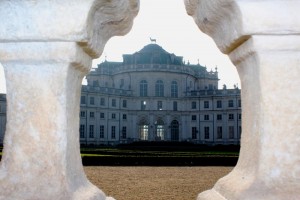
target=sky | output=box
[0,0,240,94]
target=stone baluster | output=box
[185,0,300,199]
[0,1,139,200]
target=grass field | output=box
[85,166,233,200]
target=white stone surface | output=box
[0,0,139,199]
[185,0,300,199]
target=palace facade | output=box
[79,43,241,145]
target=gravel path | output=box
[85,166,233,200]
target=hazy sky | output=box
[0,0,240,93]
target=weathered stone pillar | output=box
[185,0,300,199]
[0,1,139,200]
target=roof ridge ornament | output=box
[150,37,157,43]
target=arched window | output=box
[155,80,164,97]
[138,118,149,140]
[171,81,178,97]
[155,119,165,141]
[140,80,148,97]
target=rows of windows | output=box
[82,96,241,112]
[191,113,241,121]
[79,125,127,139]
[81,96,128,108]
[80,111,127,120]
[191,99,241,109]
[139,80,178,97]
[190,126,242,140]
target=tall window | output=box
[217,126,223,139]
[229,114,234,120]
[90,112,95,118]
[80,96,86,104]
[89,125,94,138]
[171,81,178,97]
[122,114,127,120]
[204,101,209,108]
[217,100,222,108]
[157,101,163,110]
[80,111,85,118]
[217,114,222,120]
[141,100,146,110]
[228,100,234,107]
[173,101,178,111]
[140,80,148,97]
[192,127,197,139]
[112,99,116,107]
[100,97,105,106]
[80,125,85,138]
[122,126,127,139]
[204,114,209,120]
[229,126,234,139]
[100,113,105,119]
[122,99,127,108]
[204,127,209,139]
[89,97,95,105]
[111,126,116,139]
[191,101,197,109]
[99,125,104,138]
[155,80,164,97]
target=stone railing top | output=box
[184,0,300,54]
[0,0,139,58]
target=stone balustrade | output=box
[185,0,300,199]
[0,1,139,200]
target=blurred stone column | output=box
[0,1,139,200]
[185,0,300,199]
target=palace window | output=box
[192,127,197,139]
[100,97,105,106]
[140,80,148,97]
[112,99,116,107]
[90,97,95,105]
[123,114,127,120]
[217,100,222,108]
[217,126,223,139]
[80,111,85,118]
[99,125,104,138]
[80,96,86,104]
[171,81,178,97]
[155,80,164,97]
[112,113,116,119]
[111,126,116,139]
[157,101,163,110]
[122,99,127,108]
[122,127,127,139]
[90,112,95,118]
[229,126,234,139]
[89,125,94,138]
[204,101,209,108]
[191,101,197,109]
[204,115,209,120]
[141,100,146,110]
[204,127,209,139]
[80,125,85,138]
[228,100,234,107]
[229,114,234,120]
[192,115,197,121]
[173,101,178,111]
[100,113,105,119]
[217,114,222,120]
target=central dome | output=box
[138,44,168,54]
